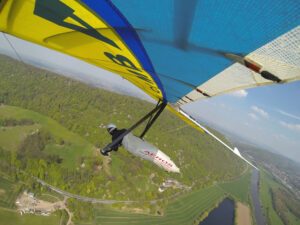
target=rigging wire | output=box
[2,32,25,64]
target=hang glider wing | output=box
[0,0,165,102]
[1,0,299,169]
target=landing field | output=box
[0,208,60,225]
[75,170,252,225]
[0,105,95,169]
[77,186,225,225]
[0,176,20,208]
[0,124,39,151]
[259,170,300,225]
[259,170,284,225]
[219,169,251,204]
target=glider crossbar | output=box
[102,101,166,153]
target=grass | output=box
[0,174,63,225]
[257,169,300,225]
[0,105,95,169]
[44,143,94,169]
[285,211,300,225]
[0,208,60,225]
[219,169,252,204]
[74,171,252,225]
[35,189,64,203]
[76,186,225,225]
[0,125,39,151]
[259,170,284,225]
[0,176,20,208]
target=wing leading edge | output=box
[169,105,258,170]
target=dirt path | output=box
[236,202,252,225]
[62,196,73,225]
[65,206,73,225]
[58,196,73,225]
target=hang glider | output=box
[1,0,299,169]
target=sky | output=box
[0,34,299,163]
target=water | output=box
[199,198,235,225]
[250,169,266,225]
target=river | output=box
[199,198,235,225]
[251,168,266,225]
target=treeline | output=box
[17,129,56,161]
[0,118,34,126]
[270,187,300,224]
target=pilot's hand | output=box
[100,149,109,156]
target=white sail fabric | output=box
[180,26,300,105]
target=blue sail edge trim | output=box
[79,0,167,101]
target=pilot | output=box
[100,123,127,156]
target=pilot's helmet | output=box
[107,123,117,134]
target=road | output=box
[1,159,190,204]
[34,177,191,205]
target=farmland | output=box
[0,208,60,225]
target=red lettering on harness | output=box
[144,151,173,167]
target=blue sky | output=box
[0,34,299,163]
[184,83,300,161]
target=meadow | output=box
[0,176,20,208]
[259,170,300,225]
[219,169,252,204]
[0,105,95,169]
[259,170,284,225]
[0,209,60,225]
[76,186,225,225]
[74,170,253,225]
[0,124,39,151]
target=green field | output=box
[0,174,252,225]
[259,170,284,225]
[36,190,64,203]
[285,211,300,225]
[74,170,252,225]
[219,168,252,204]
[0,125,39,151]
[0,208,60,225]
[0,175,64,225]
[0,105,95,168]
[0,176,20,208]
[260,170,300,225]
[76,186,225,225]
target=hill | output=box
[0,54,247,189]
[0,54,251,223]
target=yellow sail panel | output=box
[0,0,11,31]
[0,0,163,101]
[167,105,205,133]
